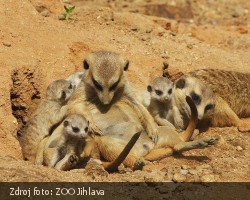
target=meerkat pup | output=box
[66,71,84,90]
[38,114,90,171]
[19,79,74,163]
[146,77,175,128]
[188,69,250,131]
[171,75,216,130]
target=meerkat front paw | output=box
[133,158,145,170]
[90,123,104,136]
[68,154,79,167]
[148,128,158,143]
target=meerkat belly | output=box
[90,103,141,131]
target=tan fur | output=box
[146,76,175,128]
[68,50,158,141]
[188,69,250,131]
[66,51,215,170]
[36,114,89,170]
[172,75,216,130]
[19,79,74,163]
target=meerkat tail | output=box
[181,96,198,141]
[103,131,141,172]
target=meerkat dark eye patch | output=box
[72,126,80,133]
[61,91,66,99]
[168,88,172,95]
[109,79,120,91]
[191,92,201,105]
[204,104,214,113]
[124,60,129,71]
[175,78,186,89]
[92,78,103,91]
[84,127,88,133]
[155,90,163,96]
[68,83,73,89]
[63,120,69,127]
[147,85,152,92]
[83,60,89,70]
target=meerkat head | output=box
[63,114,89,139]
[66,72,84,90]
[174,75,215,120]
[82,51,129,105]
[147,77,173,103]
[46,79,74,104]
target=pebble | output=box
[236,146,243,151]
[200,174,215,182]
[58,14,66,20]
[188,169,198,175]
[181,165,190,170]
[180,169,189,175]
[40,9,49,17]
[3,42,11,47]
[187,43,193,49]
[173,173,186,182]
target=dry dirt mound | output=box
[0,0,249,183]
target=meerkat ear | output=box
[123,60,129,71]
[147,85,152,92]
[175,78,186,89]
[83,60,90,70]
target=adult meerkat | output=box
[146,77,175,128]
[19,79,74,163]
[171,75,216,130]
[66,51,215,169]
[66,71,84,90]
[36,114,142,171]
[67,50,158,141]
[97,96,215,167]
[188,69,250,131]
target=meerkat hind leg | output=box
[144,148,173,161]
[173,136,216,152]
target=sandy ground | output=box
[0,0,249,183]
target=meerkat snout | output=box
[82,51,129,105]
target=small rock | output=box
[170,32,176,36]
[3,42,11,47]
[131,27,138,31]
[180,169,188,175]
[181,165,190,170]
[163,61,169,69]
[189,169,198,175]
[172,173,186,182]
[187,43,193,49]
[145,29,153,33]
[40,9,49,17]
[200,174,215,182]
[85,158,108,177]
[236,146,243,151]
[58,14,66,20]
